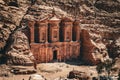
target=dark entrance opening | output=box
[53,50,57,60]
[34,23,39,43]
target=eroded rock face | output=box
[107,38,120,59]
[6,31,34,66]
[80,19,119,64]
[0,0,120,65]
[0,0,31,50]
[0,0,31,26]
[80,29,109,65]
[0,0,34,65]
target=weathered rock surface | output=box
[80,29,109,65]
[68,70,90,80]
[10,66,36,74]
[107,37,120,59]
[6,31,34,65]
[0,23,16,50]
[29,74,46,80]
[0,0,120,65]
[0,0,31,26]
[0,0,34,65]
[0,0,31,50]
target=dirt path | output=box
[37,62,97,80]
[0,62,97,80]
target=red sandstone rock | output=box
[80,29,99,65]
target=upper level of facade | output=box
[27,15,81,44]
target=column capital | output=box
[28,20,35,27]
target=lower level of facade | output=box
[30,42,80,63]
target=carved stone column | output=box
[61,18,73,42]
[73,20,80,41]
[28,21,35,43]
[49,20,60,42]
[37,20,48,43]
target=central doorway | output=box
[53,50,57,61]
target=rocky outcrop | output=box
[80,19,119,62]
[0,0,35,65]
[0,0,31,50]
[0,0,31,26]
[24,0,95,21]
[0,0,120,65]
[80,29,97,64]
[0,23,16,50]
[94,0,120,27]
[10,66,36,74]
[80,29,109,65]
[95,0,120,13]
[6,31,34,66]
[68,70,90,79]
[107,37,120,59]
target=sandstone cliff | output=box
[0,0,33,65]
[0,0,120,65]
[6,30,34,65]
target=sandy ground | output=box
[0,62,97,80]
[37,62,97,80]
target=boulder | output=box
[68,70,90,80]
[29,74,46,80]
